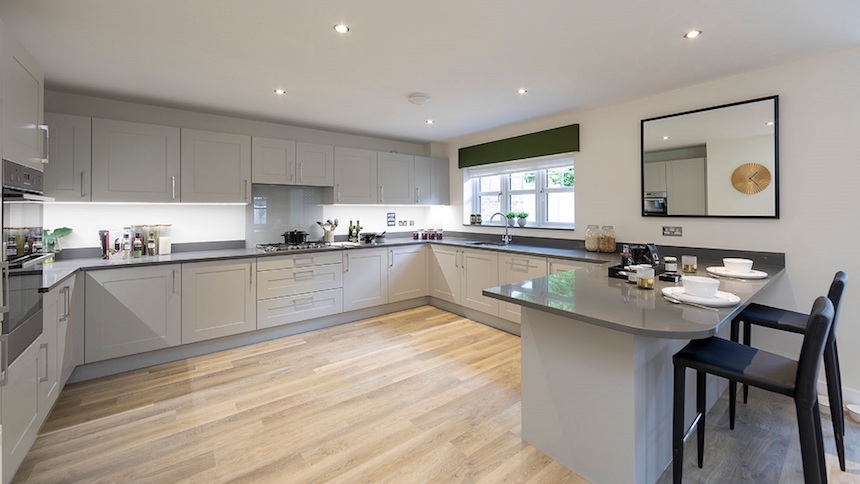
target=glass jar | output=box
[584,225,600,252]
[598,225,617,253]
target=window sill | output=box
[461,224,574,231]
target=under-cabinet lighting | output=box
[46,202,248,206]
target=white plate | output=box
[706,266,768,279]
[662,286,741,307]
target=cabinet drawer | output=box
[257,288,343,329]
[258,264,343,299]
[257,251,342,271]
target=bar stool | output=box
[730,271,847,470]
[672,296,834,484]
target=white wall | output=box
[707,134,775,215]
[441,46,860,397]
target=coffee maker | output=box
[629,243,661,266]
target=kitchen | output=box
[1,1,859,483]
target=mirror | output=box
[641,96,779,218]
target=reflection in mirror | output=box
[641,96,778,218]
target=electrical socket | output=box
[663,226,683,237]
[398,221,407,226]
[409,220,415,226]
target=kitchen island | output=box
[483,257,784,484]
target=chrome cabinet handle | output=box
[249,262,253,291]
[244,180,249,200]
[379,186,384,202]
[337,184,341,202]
[59,286,70,322]
[415,187,420,203]
[299,162,303,182]
[290,161,294,181]
[172,176,176,200]
[80,172,85,197]
[0,336,8,386]
[40,124,50,162]
[294,296,314,306]
[0,262,9,314]
[345,253,349,272]
[40,343,49,382]
[389,250,394,267]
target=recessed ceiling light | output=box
[517,88,528,95]
[663,136,670,140]
[684,30,702,39]
[334,24,349,34]
[766,121,774,126]
[274,88,286,95]
[426,119,434,125]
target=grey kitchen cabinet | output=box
[388,244,428,303]
[56,273,80,386]
[414,156,449,205]
[252,136,296,185]
[85,265,182,363]
[377,152,414,204]
[3,22,46,170]
[43,112,92,201]
[257,252,343,329]
[39,285,62,418]
[181,129,251,203]
[333,147,377,204]
[461,248,500,316]
[666,157,706,215]
[498,254,546,323]
[547,258,583,274]
[91,118,181,202]
[295,141,334,186]
[342,248,389,311]
[1,337,42,484]
[643,161,667,193]
[181,260,256,344]
[429,245,462,305]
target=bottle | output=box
[122,233,131,259]
[133,235,143,258]
[598,225,617,253]
[348,221,355,242]
[584,225,600,252]
[147,232,156,256]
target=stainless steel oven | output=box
[2,159,51,381]
[643,191,668,215]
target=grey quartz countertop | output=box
[483,259,785,339]
[39,237,612,292]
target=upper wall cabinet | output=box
[3,22,46,170]
[377,152,414,204]
[43,113,92,201]
[252,136,296,185]
[181,129,251,203]
[415,156,449,205]
[333,147,378,204]
[295,141,334,186]
[92,118,181,203]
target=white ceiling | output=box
[1,1,859,144]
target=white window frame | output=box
[468,154,574,229]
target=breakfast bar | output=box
[483,256,785,484]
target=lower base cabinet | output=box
[498,254,547,323]
[343,248,389,311]
[1,337,42,484]
[182,260,257,344]
[388,245,428,303]
[258,288,343,329]
[430,246,500,316]
[85,265,182,363]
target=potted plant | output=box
[516,212,529,227]
[505,211,518,227]
[44,227,73,253]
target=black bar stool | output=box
[730,271,847,470]
[672,296,834,484]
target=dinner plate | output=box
[662,286,741,307]
[705,266,768,279]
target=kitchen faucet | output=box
[489,212,512,245]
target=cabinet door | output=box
[3,31,45,169]
[252,136,296,185]
[666,158,706,215]
[257,263,343,300]
[377,152,414,204]
[342,249,388,311]
[414,156,449,205]
[547,258,583,274]
[57,275,78,386]
[181,129,251,203]
[643,162,667,192]
[44,113,92,201]
[461,249,500,316]
[182,260,256,344]
[388,245,428,303]
[295,141,334,187]
[85,265,181,363]
[432,157,450,205]
[1,337,42,482]
[257,288,343,329]
[92,118,181,202]
[333,147,377,204]
[498,255,547,323]
[429,246,461,304]
[39,288,60,417]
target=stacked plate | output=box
[706,257,768,279]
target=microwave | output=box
[644,191,667,214]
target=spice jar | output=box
[584,225,600,252]
[598,225,617,253]
[637,266,655,290]
[664,256,678,273]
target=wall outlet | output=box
[409,220,415,226]
[663,226,683,237]
[398,220,407,226]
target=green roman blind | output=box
[458,124,579,169]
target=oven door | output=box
[643,192,668,214]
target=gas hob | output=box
[256,242,331,252]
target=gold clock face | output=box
[731,163,771,194]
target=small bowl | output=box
[847,404,860,423]
[682,276,720,298]
[723,258,754,274]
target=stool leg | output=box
[742,321,751,403]
[673,364,686,484]
[729,320,739,430]
[697,371,706,468]
[814,399,827,483]
[824,341,846,471]
[832,341,844,435]
[795,400,826,484]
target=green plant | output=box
[44,227,72,252]
[517,212,529,219]
[505,211,517,219]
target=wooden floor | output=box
[14,305,860,483]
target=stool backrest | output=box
[827,271,847,344]
[795,296,835,406]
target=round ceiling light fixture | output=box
[274,88,286,95]
[334,24,350,34]
[684,30,702,39]
[517,88,528,95]
[408,93,431,105]
[426,119,434,125]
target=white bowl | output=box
[723,258,754,274]
[847,403,860,423]
[682,276,720,298]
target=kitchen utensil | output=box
[361,232,378,244]
[662,295,720,311]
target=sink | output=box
[466,241,509,247]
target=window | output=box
[469,156,574,228]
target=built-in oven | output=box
[1,159,51,382]
[643,191,668,215]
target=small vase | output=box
[507,217,516,227]
[517,218,526,227]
